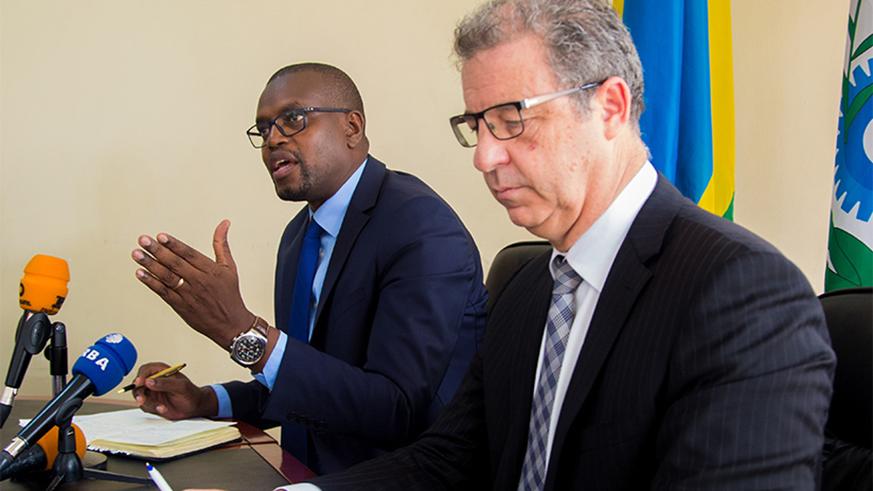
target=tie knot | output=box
[305,218,323,240]
[552,255,581,294]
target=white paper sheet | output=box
[23,408,235,446]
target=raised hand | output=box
[132,219,255,349]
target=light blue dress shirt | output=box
[211,159,368,418]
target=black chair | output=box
[485,241,550,311]
[819,287,872,491]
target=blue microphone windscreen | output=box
[72,333,138,396]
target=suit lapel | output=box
[544,176,684,488]
[508,253,554,455]
[310,156,385,339]
[548,240,652,445]
[487,251,555,490]
[275,210,309,332]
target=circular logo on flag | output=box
[835,62,873,222]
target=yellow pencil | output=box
[117,363,187,393]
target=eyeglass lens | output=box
[248,111,306,147]
[451,104,524,147]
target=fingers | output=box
[138,395,179,419]
[212,219,236,269]
[154,232,215,272]
[132,364,196,420]
[132,249,185,293]
[134,362,191,394]
[132,362,171,405]
[135,362,171,384]
[134,265,182,302]
[137,393,164,416]
[144,374,191,393]
[134,234,198,281]
[133,382,161,413]
[133,230,230,296]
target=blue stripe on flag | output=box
[623,0,714,203]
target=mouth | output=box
[492,185,521,202]
[268,153,299,180]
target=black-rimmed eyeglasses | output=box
[448,81,603,148]
[246,107,351,148]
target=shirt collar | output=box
[550,161,657,292]
[309,157,368,238]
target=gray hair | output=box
[454,0,644,123]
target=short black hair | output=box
[267,63,365,115]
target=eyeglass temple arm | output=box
[520,82,601,110]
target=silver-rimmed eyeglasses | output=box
[448,81,603,148]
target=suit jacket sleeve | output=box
[259,194,484,446]
[222,379,276,429]
[308,350,489,490]
[652,249,835,489]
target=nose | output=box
[265,123,288,149]
[472,125,510,174]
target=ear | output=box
[344,111,366,148]
[597,76,632,140]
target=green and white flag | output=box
[827,0,873,291]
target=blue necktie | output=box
[290,217,323,342]
[518,255,582,491]
[284,217,323,466]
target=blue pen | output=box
[146,462,174,491]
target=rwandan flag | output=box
[614,0,735,219]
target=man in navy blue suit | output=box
[129,63,488,474]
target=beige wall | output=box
[0,0,847,399]
[733,0,847,291]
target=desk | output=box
[1,399,315,490]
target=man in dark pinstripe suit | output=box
[295,1,836,489]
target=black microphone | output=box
[0,333,136,478]
[0,314,52,429]
[0,255,70,428]
[0,424,85,481]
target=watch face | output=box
[233,334,265,365]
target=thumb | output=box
[213,219,236,268]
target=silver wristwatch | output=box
[229,317,269,367]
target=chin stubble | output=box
[276,152,312,201]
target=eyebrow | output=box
[256,102,305,123]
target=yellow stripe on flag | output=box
[700,0,735,218]
[613,0,624,18]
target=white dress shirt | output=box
[533,161,656,470]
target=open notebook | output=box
[27,408,242,460]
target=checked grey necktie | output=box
[518,255,582,491]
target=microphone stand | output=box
[45,403,152,490]
[42,325,151,489]
[48,323,67,397]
